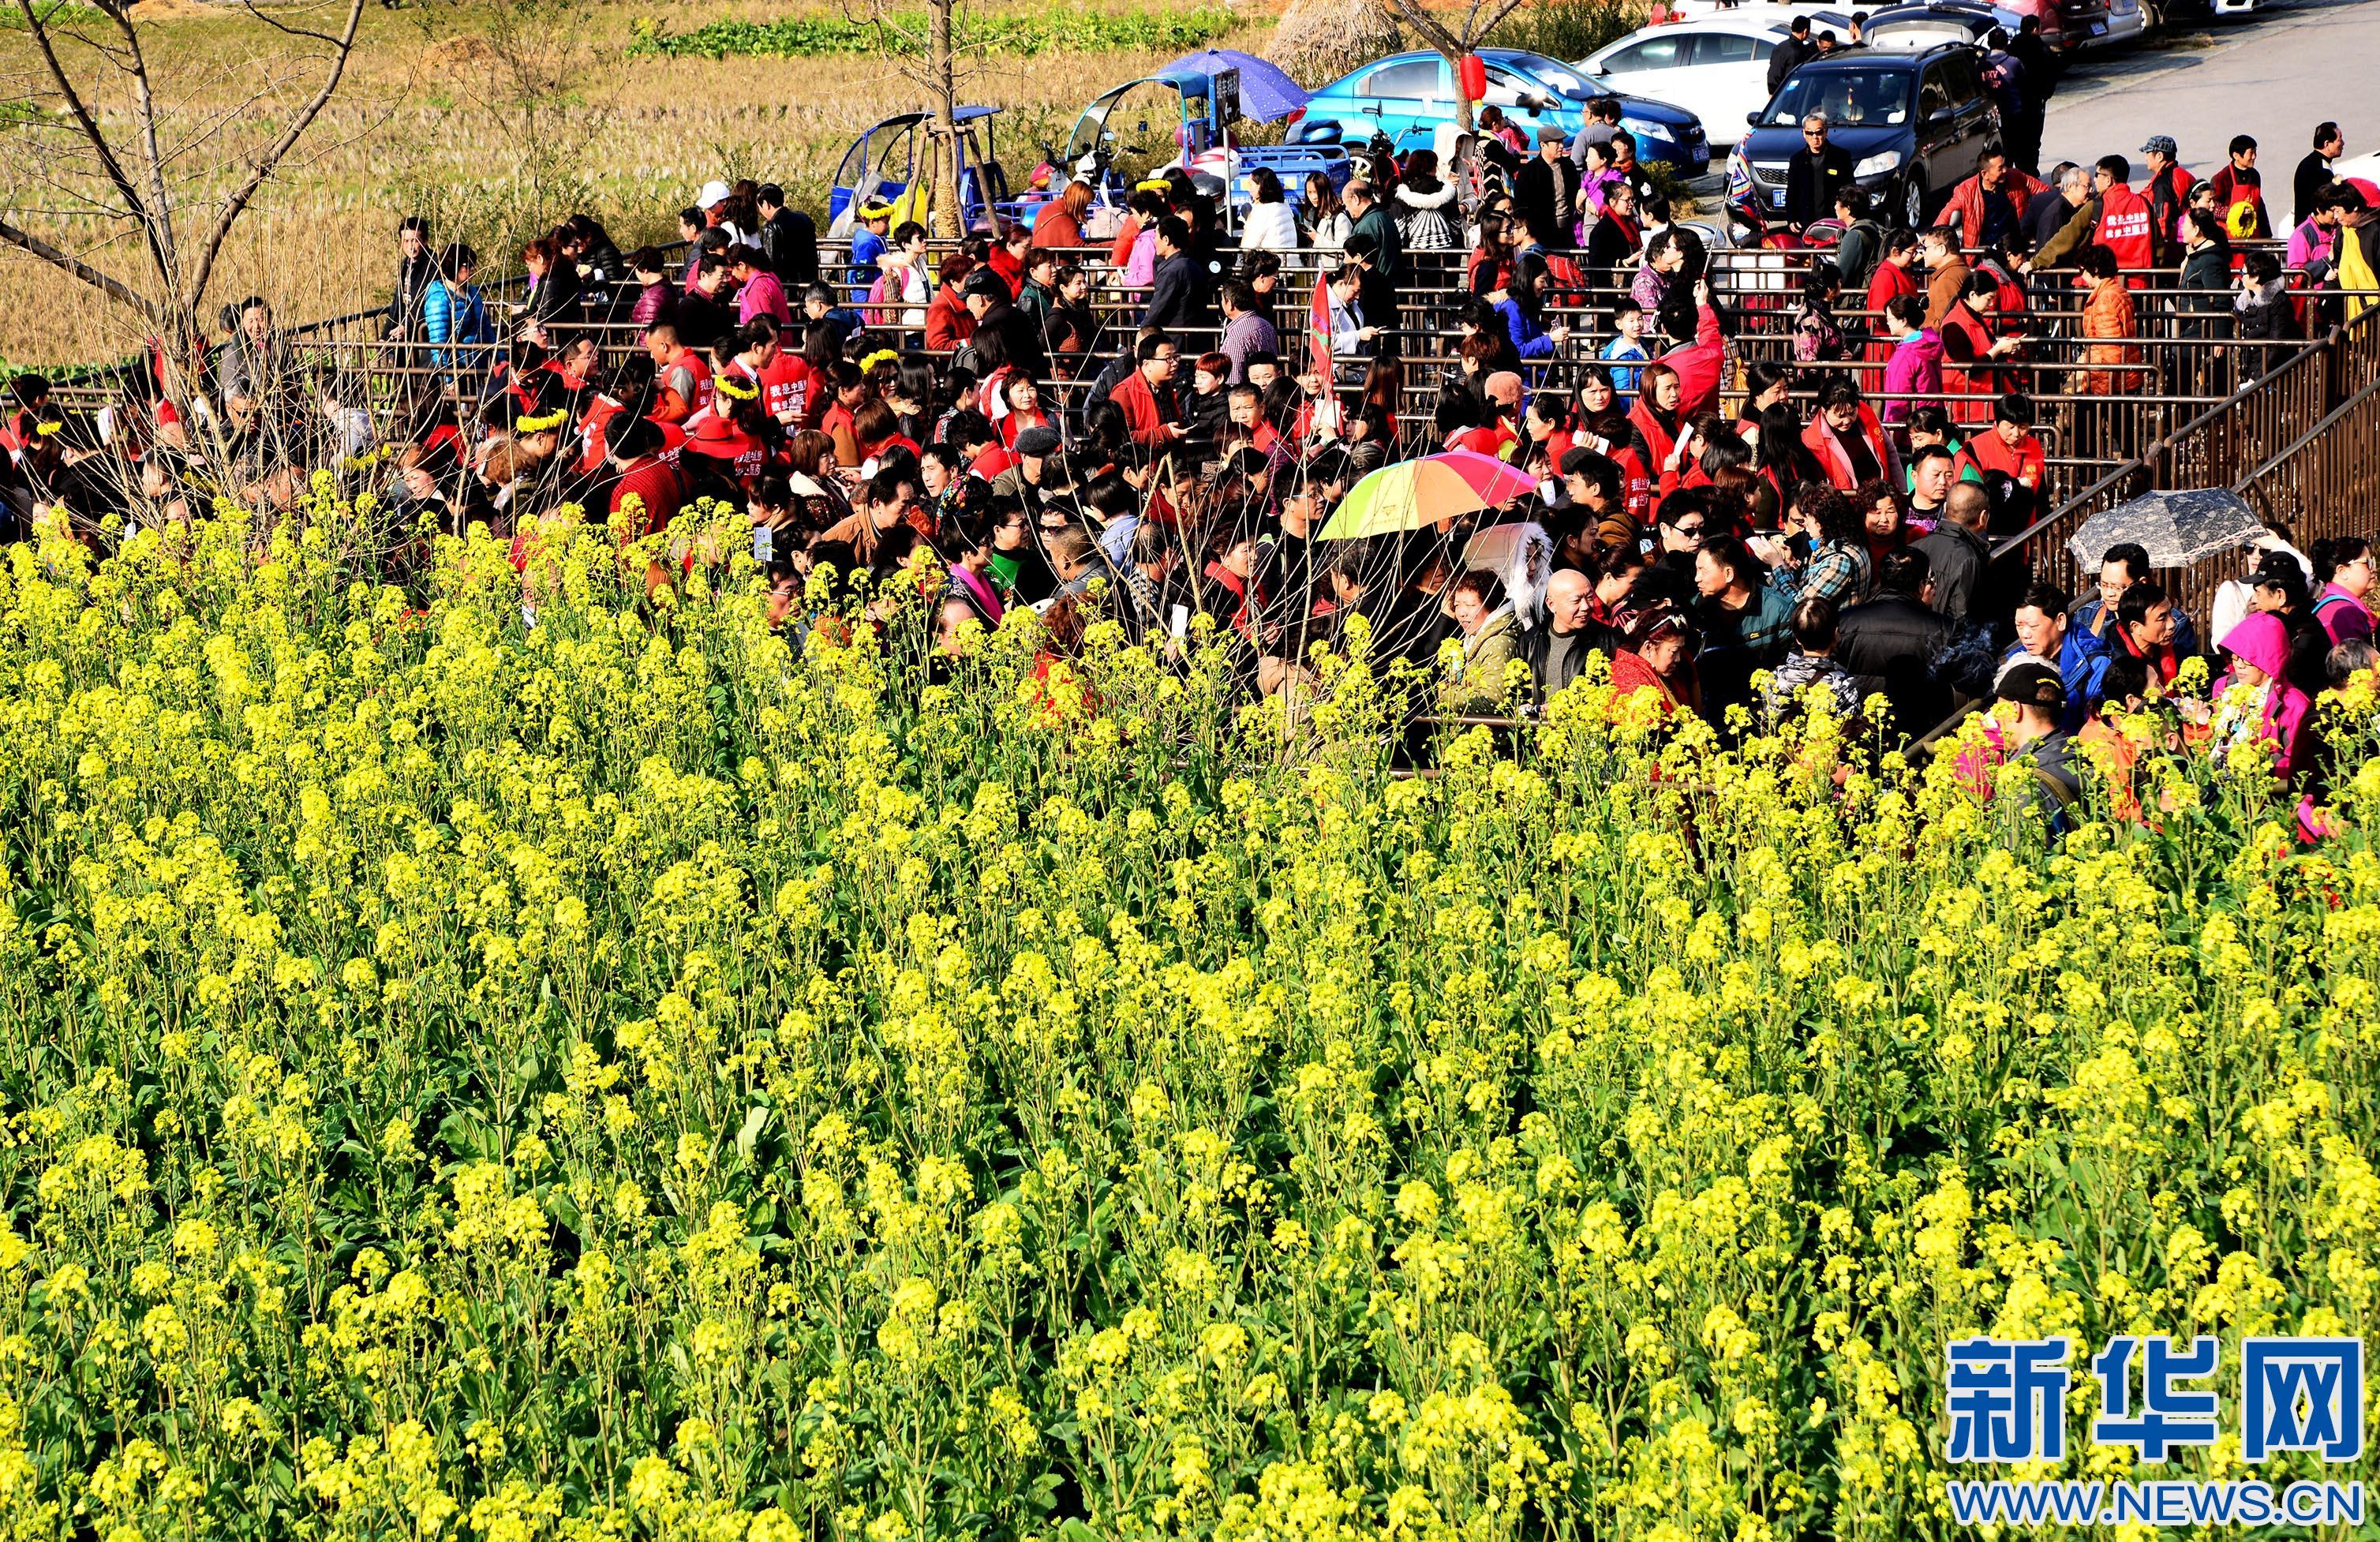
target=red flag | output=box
[1308,268,1334,386]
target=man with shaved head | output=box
[1529,568,1618,702]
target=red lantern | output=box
[1458,53,1488,103]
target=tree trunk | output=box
[928,0,963,238]
[1446,49,1476,135]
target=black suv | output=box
[1726,42,2000,232]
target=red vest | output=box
[2094,184,2155,275]
[668,349,714,416]
[1956,426,2045,494]
[759,354,814,424]
[1629,399,1679,478]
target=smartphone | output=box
[752,524,773,563]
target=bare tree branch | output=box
[1380,0,1461,57]
[105,0,184,294]
[1473,0,1530,43]
[185,0,368,311]
[0,216,163,318]
[234,0,357,49]
[14,0,157,238]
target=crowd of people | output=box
[5,112,2376,819]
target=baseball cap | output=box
[961,268,1009,301]
[2139,135,2178,157]
[1559,446,1604,476]
[1013,425,1062,457]
[696,179,732,210]
[1484,371,1524,406]
[2250,552,2302,587]
[1994,659,2065,709]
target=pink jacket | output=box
[2315,582,2375,646]
[2217,612,2313,779]
[2288,216,2334,271]
[1881,327,1944,425]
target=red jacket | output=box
[926,286,976,352]
[1656,302,1726,418]
[1613,445,1654,526]
[657,348,712,422]
[1109,369,1179,447]
[1944,170,2045,252]
[988,245,1027,297]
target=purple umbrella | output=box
[1160,48,1310,124]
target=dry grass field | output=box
[0,0,1287,368]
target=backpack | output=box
[1539,253,1590,308]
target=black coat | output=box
[971,298,1047,381]
[667,289,730,353]
[1912,521,1991,624]
[526,262,583,331]
[389,250,436,339]
[2294,152,2335,230]
[760,208,820,287]
[1514,155,1585,250]
[2007,33,2060,102]
[1143,253,1211,331]
[1836,593,1956,738]
[1768,35,1817,95]
[2019,192,2079,257]
[1527,620,1619,702]
[1785,145,1856,230]
[2236,280,2300,342]
[1583,215,1641,290]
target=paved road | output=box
[2041,0,2380,206]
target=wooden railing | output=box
[2233,355,2380,549]
[1989,305,2380,620]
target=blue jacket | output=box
[1600,335,1648,408]
[2004,627,2112,733]
[421,281,493,369]
[1496,297,1559,361]
[2071,593,2201,661]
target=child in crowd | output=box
[1601,300,1648,413]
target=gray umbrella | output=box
[2066,488,2265,571]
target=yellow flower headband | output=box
[714,375,758,402]
[35,421,62,436]
[1135,178,1171,193]
[515,409,568,433]
[859,349,899,374]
